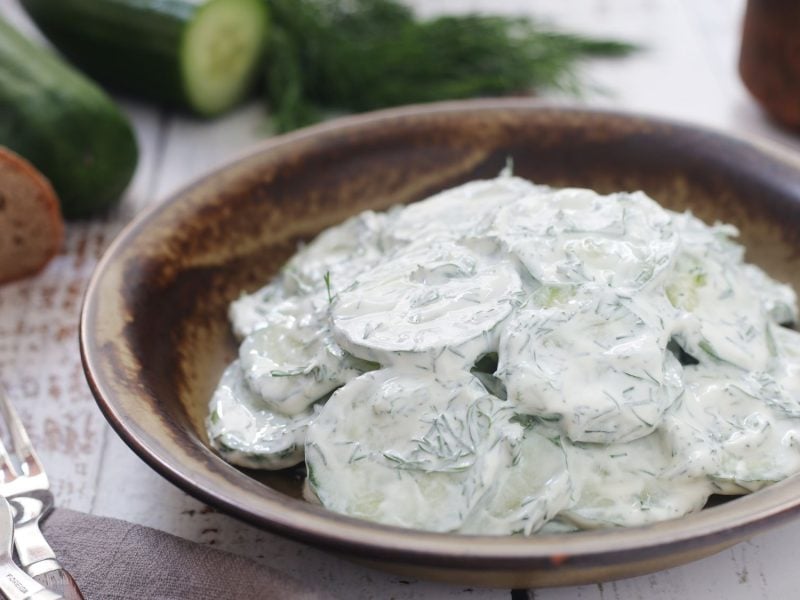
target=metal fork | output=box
[0,386,83,600]
[0,495,60,600]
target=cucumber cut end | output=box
[182,0,268,117]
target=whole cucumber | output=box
[0,17,138,218]
[21,0,270,117]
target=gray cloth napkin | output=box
[40,508,335,600]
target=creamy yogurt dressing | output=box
[306,369,520,532]
[207,174,800,535]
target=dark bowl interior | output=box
[81,100,800,587]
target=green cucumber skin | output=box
[20,0,269,117]
[21,0,194,111]
[0,17,138,218]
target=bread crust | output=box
[0,146,65,284]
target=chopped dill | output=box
[324,271,334,304]
[270,367,311,377]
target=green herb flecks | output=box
[264,0,638,132]
[324,270,335,304]
[510,413,561,429]
[270,366,316,378]
[698,339,724,362]
[383,400,498,473]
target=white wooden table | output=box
[2,1,800,598]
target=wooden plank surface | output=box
[2,0,800,597]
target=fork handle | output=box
[33,568,83,600]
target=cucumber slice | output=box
[331,243,522,369]
[207,361,318,469]
[238,292,370,415]
[382,176,541,248]
[494,188,678,290]
[742,264,798,325]
[666,250,772,371]
[498,285,682,444]
[305,369,520,532]
[229,210,392,336]
[228,281,287,339]
[668,214,773,370]
[767,326,800,418]
[462,428,572,535]
[559,432,712,529]
[21,0,269,117]
[282,210,392,296]
[661,365,800,493]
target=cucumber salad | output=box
[207,173,800,534]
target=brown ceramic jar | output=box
[739,0,800,128]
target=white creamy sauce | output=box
[207,174,800,535]
[306,369,520,532]
[332,243,522,368]
[498,284,683,444]
[207,361,320,469]
[237,292,368,415]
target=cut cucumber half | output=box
[0,15,138,217]
[21,0,269,117]
[183,0,269,115]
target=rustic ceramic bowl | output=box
[81,100,800,588]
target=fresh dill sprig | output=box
[270,368,309,377]
[510,413,562,429]
[264,0,638,132]
[323,270,334,304]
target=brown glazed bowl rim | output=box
[81,99,800,573]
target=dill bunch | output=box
[264,0,637,132]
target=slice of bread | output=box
[0,147,64,284]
